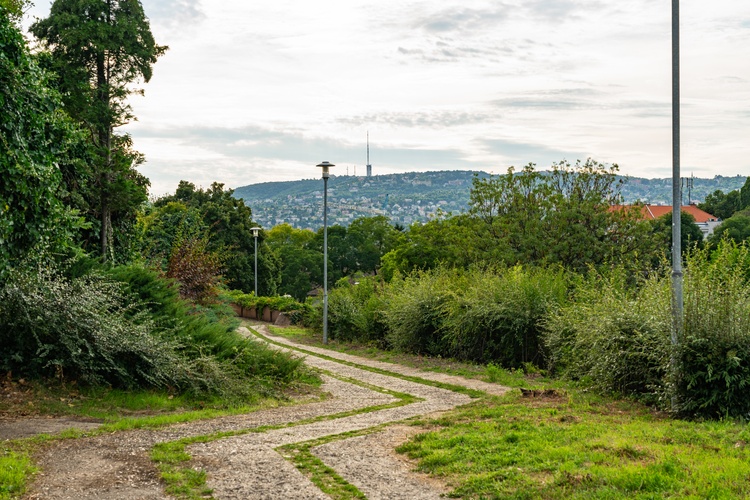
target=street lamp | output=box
[316,161,335,344]
[251,226,262,297]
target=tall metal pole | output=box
[317,162,335,344]
[323,175,329,344]
[251,227,261,297]
[671,0,683,411]
[254,235,258,296]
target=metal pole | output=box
[323,175,329,344]
[671,0,683,412]
[254,234,258,297]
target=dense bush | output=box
[0,265,190,389]
[326,266,566,366]
[677,243,750,418]
[544,241,750,418]
[383,268,459,356]
[0,261,308,400]
[109,265,306,390]
[327,276,389,344]
[440,266,568,366]
[544,269,671,404]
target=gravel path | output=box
[22,324,510,499]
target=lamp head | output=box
[316,161,335,179]
[250,227,262,237]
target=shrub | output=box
[108,265,305,389]
[441,266,568,366]
[384,268,461,355]
[677,242,750,418]
[0,260,310,401]
[544,241,750,417]
[166,232,223,303]
[327,276,389,344]
[0,264,191,389]
[544,268,671,404]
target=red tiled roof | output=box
[611,204,719,223]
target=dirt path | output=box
[19,325,510,499]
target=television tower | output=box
[366,132,372,177]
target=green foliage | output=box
[544,269,671,403]
[266,223,321,301]
[651,210,705,257]
[699,188,743,220]
[167,232,223,303]
[108,264,306,391]
[327,276,389,344]
[545,241,750,417]
[0,450,35,499]
[469,160,658,273]
[710,214,750,244]
[0,12,87,279]
[226,289,309,317]
[677,242,750,419]
[154,181,279,295]
[383,268,458,356]
[380,214,484,277]
[0,0,30,20]
[440,266,568,366]
[0,258,308,402]
[327,266,564,366]
[397,392,750,499]
[0,263,191,389]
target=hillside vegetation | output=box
[234,170,746,229]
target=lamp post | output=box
[251,226,262,297]
[316,161,335,344]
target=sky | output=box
[22,0,750,197]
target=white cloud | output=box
[21,0,750,197]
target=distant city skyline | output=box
[22,1,750,197]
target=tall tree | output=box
[31,0,166,261]
[469,159,655,272]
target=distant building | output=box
[612,204,722,239]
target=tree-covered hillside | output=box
[234,170,747,229]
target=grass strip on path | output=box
[151,369,421,499]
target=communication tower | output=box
[366,132,372,177]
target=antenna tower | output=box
[366,131,372,177]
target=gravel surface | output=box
[20,324,510,499]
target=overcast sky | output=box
[23,0,750,197]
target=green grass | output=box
[397,390,750,499]
[276,428,393,500]
[0,451,36,500]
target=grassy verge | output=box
[397,390,750,499]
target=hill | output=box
[233,171,747,230]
